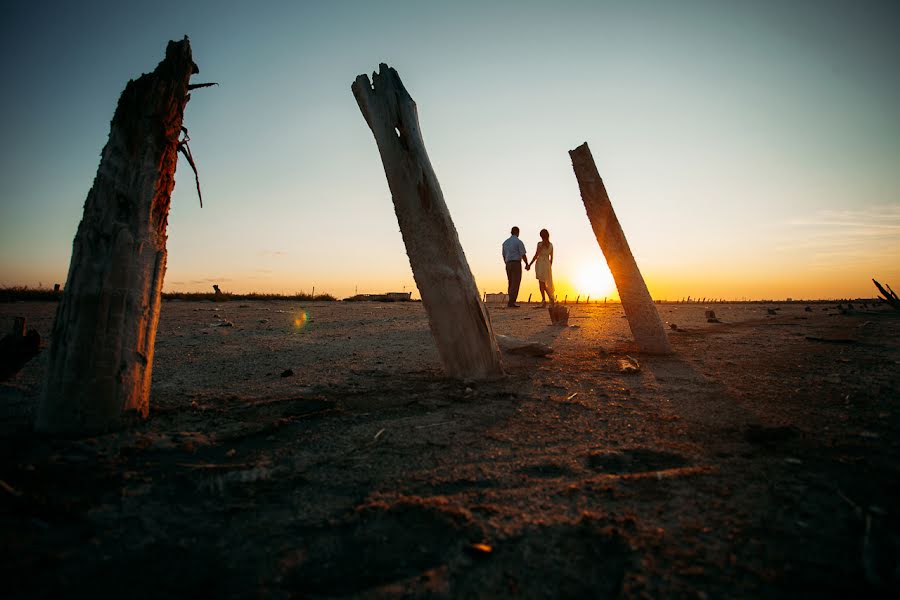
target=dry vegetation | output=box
[0,286,337,303]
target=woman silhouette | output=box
[527,229,554,306]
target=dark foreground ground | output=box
[1,300,899,598]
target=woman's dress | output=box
[534,242,553,285]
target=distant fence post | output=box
[569,142,672,354]
[352,64,503,379]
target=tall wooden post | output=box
[569,142,672,354]
[37,38,200,434]
[352,64,502,379]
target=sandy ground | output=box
[1,299,899,598]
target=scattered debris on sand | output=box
[1,300,898,598]
[495,334,554,357]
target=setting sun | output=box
[574,261,616,299]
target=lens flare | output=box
[293,310,310,329]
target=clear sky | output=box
[1,0,898,301]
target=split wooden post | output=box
[37,38,200,434]
[352,64,502,379]
[569,142,672,354]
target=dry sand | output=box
[1,300,899,598]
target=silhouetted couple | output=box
[502,226,554,308]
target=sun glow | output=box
[574,262,616,299]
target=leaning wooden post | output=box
[352,64,502,379]
[37,38,200,434]
[569,142,672,354]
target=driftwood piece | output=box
[569,143,672,354]
[618,355,641,374]
[495,334,554,357]
[37,38,199,434]
[873,279,900,311]
[352,64,502,379]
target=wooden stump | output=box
[569,142,672,354]
[352,64,502,379]
[37,38,199,434]
[12,317,26,339]
[1,317,41,382]
[549,304,569,326]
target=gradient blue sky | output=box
[1,0,898,300]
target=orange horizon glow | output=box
[138,265,890,303]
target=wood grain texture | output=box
[37,38,198,434]
[352,64,503,378]
[569,142,672,355]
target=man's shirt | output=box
[502,236,526,263]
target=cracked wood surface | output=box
[37,38,199,434]
[352,64,502,379]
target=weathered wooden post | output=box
[352,64,502,379]
[37,38,201,434]
[569,142,672,354]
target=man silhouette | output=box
[501,226,529,308]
